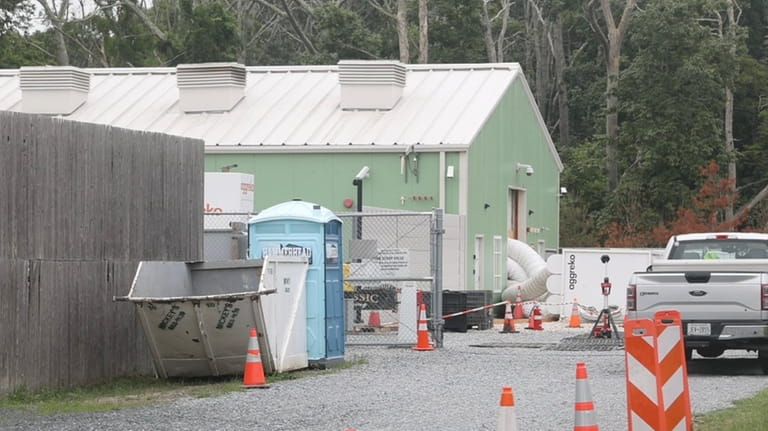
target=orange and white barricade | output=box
[624,310,692,431]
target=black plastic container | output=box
[464,290,493,330]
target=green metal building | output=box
[0,61,563,294]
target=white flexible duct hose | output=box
[507,257,526,282]
[501,238,552,302]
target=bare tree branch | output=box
[254,0,288,17]
[279,0,318,54]
[121,0,167,42]
[341,42,380,59]
[584,0,608,51]
[368,0,396,21]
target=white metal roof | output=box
[0,63,562,170]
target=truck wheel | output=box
[759,350,768,375]
[696,347,725,358]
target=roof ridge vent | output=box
[19,66,90,115]
[177,63,246,113]
[338,60,406,110]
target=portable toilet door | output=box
[248,201,345,367]
[323,219,344,363]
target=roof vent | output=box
[338,60,406,110]
[19,66,90,115]
[177,63,246,113]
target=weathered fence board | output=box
[0,112,204,395]
[0,111,204,261]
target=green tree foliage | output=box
[181,1,238,63]
[304,4,383,64]
[428,0,486,63]
[99,6,160,67]
[0,30,49,67]
[613,1,725,225]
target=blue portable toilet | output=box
[248,201,344,367]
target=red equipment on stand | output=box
[589,254,621,339]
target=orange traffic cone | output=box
[574,362,598,431]
[532,305,543,330]
[525,302,543,330]
[412,303,434,351]
[500,301,519,334]
[242,328,269,389]
[497,386,518,431]
[568,299,582,328]
[368,311,381,328]
[513,286,524,319]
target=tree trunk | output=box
[528,1,551,123]
[397,0,409,63]
[36,0,70,65]
[481,0,497,62]
[597,0,636,192]
[724,0,738,219]
[553,14,570,148]
[725,86,735,219]
[237,0,246,64]
[54,28,69,65]
[605,40,620,191]
[496,0,510,62]
[418,0,428,63]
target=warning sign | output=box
[377,248,409,277]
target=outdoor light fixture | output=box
[352,166,370,240]
[516,163,534,176]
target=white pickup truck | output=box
[626,232,768,373]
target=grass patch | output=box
[0,355,367,416]
[0,376,242,415]
[694,387,768,430]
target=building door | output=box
[508,188,526,241]
[474,235,484,290]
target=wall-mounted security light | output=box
[560,186,568,195]
[352,166,370,240]
[516,163,534,176]
[353,166,370,183]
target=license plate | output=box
[687,323,711,336]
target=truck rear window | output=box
[669,239,768,259]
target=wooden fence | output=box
[0,112,204,395]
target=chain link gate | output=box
[340,209,444,347]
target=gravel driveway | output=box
[3,321,767,430]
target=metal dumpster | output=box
[116,260,275,378]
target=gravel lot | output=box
[3,320,767,430]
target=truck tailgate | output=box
[633,272,766,320]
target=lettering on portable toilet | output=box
[262,243,313,264]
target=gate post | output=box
[430,208,445,347]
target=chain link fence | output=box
[340,209,443,347]
[203,212,253,261]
